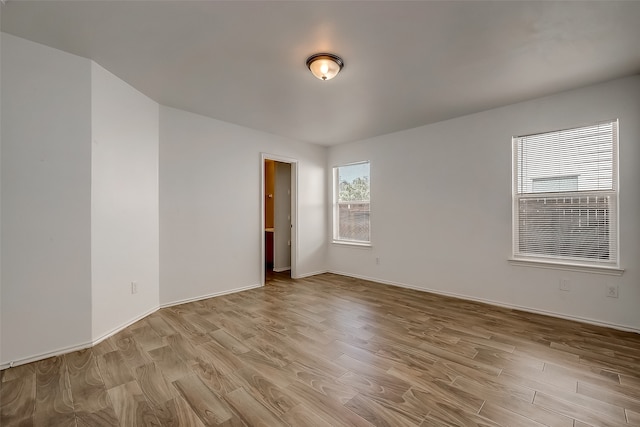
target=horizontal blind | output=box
[515,120,616,195]
[513,120,618,264]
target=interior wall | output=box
[274,161,292,271]
[3,26,635,370]
[91,63,160,340]
[264,160,275,268]
[264,160,275,229]
[1,33,92,364]
[0,8,4,364]
[327,75,640,331]
[0,32,325,365]
[159,106,327,305]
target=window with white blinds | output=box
[512,120,618,265]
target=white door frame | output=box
[260,153,298,286]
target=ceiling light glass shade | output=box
[306,53,344,81]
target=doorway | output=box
[261,154,297,286]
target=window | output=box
[513,120,618,266]
[334,162,370,244]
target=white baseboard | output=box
[1,283,264,370]
[7,270,633,371]
[328,270,640,334]
[159,283,262,309]
[92,306,160,347]
[293,270,328,279]
[0,341,94,370]
[1,306,160,370]
[273,267,291,273]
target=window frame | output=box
[332,161,372,246]
[510,120,623,275]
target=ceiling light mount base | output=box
[306,53,344,81]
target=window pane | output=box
[335,162,370,242]
[532,175,578,193]
[517,196,612,261]
[338,163,370,202]
[338,202,370,242]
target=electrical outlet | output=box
[131,281,138,294]
[375,257,380,265]
[559,279,571,292]
[606,283,618,298]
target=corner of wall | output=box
[90,60,160,342]
[1,33,93,366]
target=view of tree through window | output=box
[334,162,370,243]
[339,176,370,202]
[513,120,618,265]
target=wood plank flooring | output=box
[2,272,640,426]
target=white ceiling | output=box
[2,1,640,146]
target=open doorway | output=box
[261,154,297,286]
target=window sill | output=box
[332,240,372,249]
[508,258,624,276]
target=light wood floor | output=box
[2,272,640,426]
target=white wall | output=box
[328,76,640,331]
[1,34,92,363]
[0,35,161,366]
[3,28,635,370]
[91,63,160,340]
[159,107,326,305]
[0,33,324,365]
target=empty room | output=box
[1,1,640,426]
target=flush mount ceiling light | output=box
[306,53,344,81]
